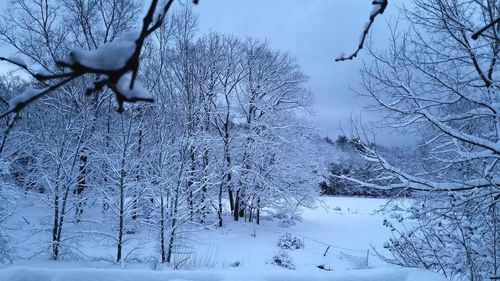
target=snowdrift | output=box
[0,266,447,281]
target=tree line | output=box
[0,1,319,264]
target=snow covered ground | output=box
[0,266,446,281]
[184,197,394,270]
[0,196,446,281]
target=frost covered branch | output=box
[335,0,388,62]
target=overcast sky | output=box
[0,1,414,146]
[194,0,415,145]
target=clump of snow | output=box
[67,31,139,71]
[115,74,153,101]
[277,232,304,250]
[8,87,44,111]
[370,4,382,17]
[119,31,140,42]
[269,250,296,270]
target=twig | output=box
[335,0,388,62]
[471,16,500,40]
[0,0,178,118]
[0,75,78,119]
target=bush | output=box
[273,205,302,227]
[269,250,295,270]
[277,232,304,250]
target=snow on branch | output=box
[340,137,500,192]
[335,0,388,62]
[0,0,179,119]
[391,83,500,155]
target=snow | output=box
[33,68,52,77]
[0,197,447,281]
[8,87,44,111]
[6,56,26,67]
[370,4,382,17]
[67,31,139,71]
[0,266,448,281]
[116,74,153,101]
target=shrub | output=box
[269,250,295,270]
[273,205,302,227]
[277,232,304,250]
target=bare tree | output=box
[341,0,500,280]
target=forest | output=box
[0,0,498,281]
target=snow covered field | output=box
[0,196,446,281]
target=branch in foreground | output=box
[335,0,388,62]
[471,16,500,40]
[0,0,175,118]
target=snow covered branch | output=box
[0,0,178,119]
[340,138,500,193]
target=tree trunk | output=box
[166,225,176,264]
[256,197,261,225]
[248,206,253,222]
[187,147,195,221]
[225,151,234,212]
[160,195,166,263]
[228,186,234,212]
[233,190,239,221]
[239,201,245,218]
[132,125,143,222]
[167,174,182,263]
[53,181,72,260]
[200,147,209,224]
[217,182,223,227]
[52,165,61,260]
[116,148,126,263]
[74,153,87,222]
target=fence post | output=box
[365,249,370,268]
[323,245,330,256]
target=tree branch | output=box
[335,0,388,62]
[471,16,500,40]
